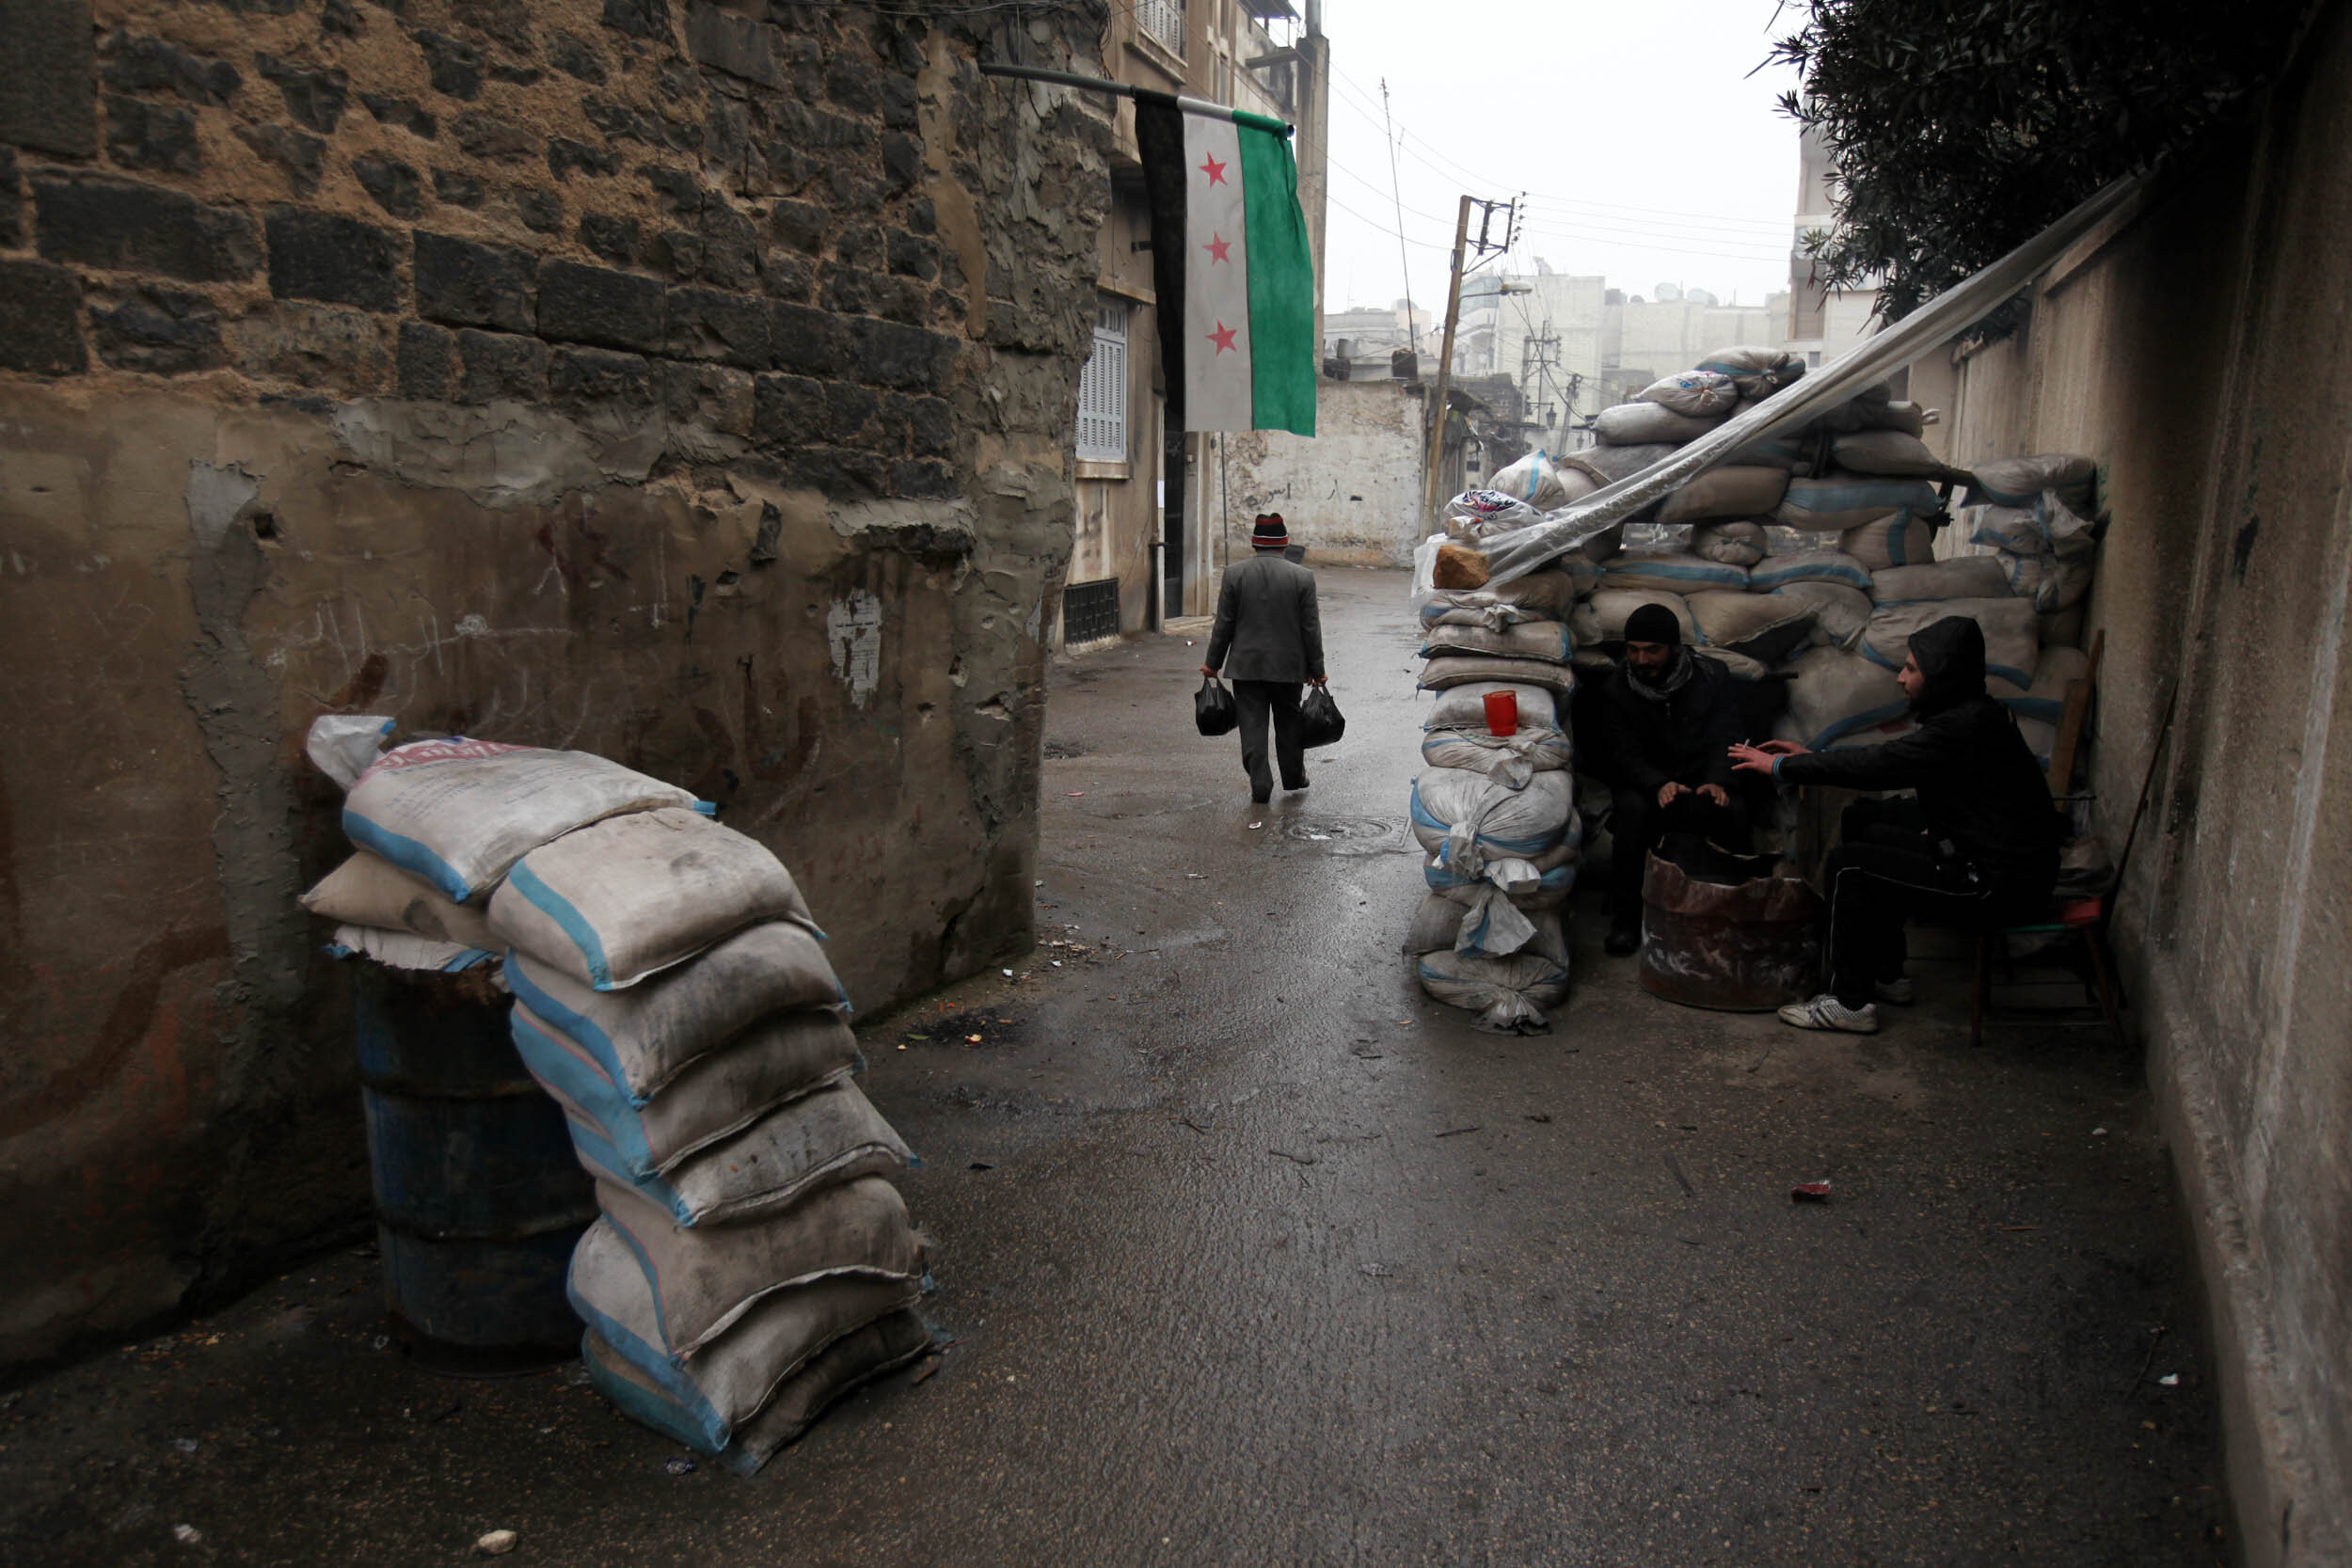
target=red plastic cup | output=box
[1482,689,1518,736]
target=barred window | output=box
[1075,296,1129,463]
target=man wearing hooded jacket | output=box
[1730,614,2060,1033]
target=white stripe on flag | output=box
[1182,113,1252,431]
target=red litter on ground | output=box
[1790,1180,1833,1202]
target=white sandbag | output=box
[1636,370,1740,419]
[1423,838,1578,911]
[512,1000,858,1178]
[1963,495,2096,559]
[1999,549,2095,611]
[1963,453,2095,513]
[1421,656,1576,695]
[1600,547,1749,595]
[1565,442,1680,484]
[1689,520,1766,567]
[1694,344,1805,398]
[1830,430,1947,477]
[1571,589,1698,647]
[1785,646,1913,750]
[1686,590,1815,663]
[1409,768,1577,864]
[1404,895,1568,965]
[1657,466,1790,526]
[1992,644,2090,728]
[302,850,499,949]
[586,1173,923,1358]
[306,714,395,789]
[1445,490,1544,533]
[342,739,699,904]
[489,809,817,990]
[1423,681,1564,734]
[1487,449,1573,510]
[582,1309,931,1470]
[1768,580,1875,649]
[1418,564,1583,628]
[506,922,848,1103]
[1697,647,1771,681]
[1775,474,1943,534]
[325,924,494,972]
[1420,620,1576,664]
[1595,403,1722,447]
[1747,549,1875,593]
[1416,947,1571,1033]
[1855,400,1931,436]
[1862,598,2042,689]
[1870,557,2013,603]
[1420,726,1575,789]
[572,1253,919,1454]
[577,1079,912,1227]
[1839,515,1937,571]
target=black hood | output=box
[1907,615,1987,716]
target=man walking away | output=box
[1729,614,2061,1033]
[1201,514,1327,805]
[1597,603,1750,956]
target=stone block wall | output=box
[0,0,1110,1370]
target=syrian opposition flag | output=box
[1135,93,1316,437]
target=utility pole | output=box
[1421,194,1517,530]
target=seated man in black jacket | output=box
[1598,603,1749,956]
[1729,614,2060,1033]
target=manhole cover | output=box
[1282,816,1406,855]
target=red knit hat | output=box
[1250,514,1288,548]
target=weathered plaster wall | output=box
[0,0,1110,1371]
[1943,16,2352,1562]
[1220,376,1419,566]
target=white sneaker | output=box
[1777,994,1880,1033]
[1874,977,1915,1006]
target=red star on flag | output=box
[1198,154,1228,185]
[1207,322,1238,355]
[1203,233,1232,263]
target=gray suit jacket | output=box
[1205,552,1324,683]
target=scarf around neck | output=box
[1628,643,1696,703]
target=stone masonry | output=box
[0,0,1111,1370]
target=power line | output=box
[1379,78,1421,352]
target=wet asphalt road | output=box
[0,567,2226,1566]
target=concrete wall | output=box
[0,0,1109,1372]
[1941,14,2352,1561]
[1218,376,1420,566]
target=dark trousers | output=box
[1821,811,2046,1007]
[1609,784,1751,927]
[1232,679,1305,800]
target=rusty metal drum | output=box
[354,963,595,1372]
[1637,849,1824,1011]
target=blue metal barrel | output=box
[354,963,596,1372]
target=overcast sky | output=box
[1311,0,1804,314]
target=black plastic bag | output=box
[1299,684,1345,749]
[1195,676,1237,736]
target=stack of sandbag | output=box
[303,731,931,1472]
[1406,567,1585,1031]
[491,806,929,1473]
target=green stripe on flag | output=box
[1237,124,1315,437]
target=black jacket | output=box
[1778,616,2060,892]
[1597,651,1742,795]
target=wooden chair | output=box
[1969,641,2172,1052]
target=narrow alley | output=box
[0,570,2224,1567]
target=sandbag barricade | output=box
[297,724,931,1472]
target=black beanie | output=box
[1624,603,1682,646]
